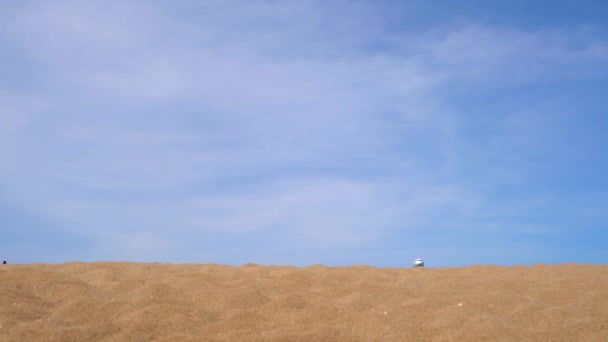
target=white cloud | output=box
[2,1,607,264]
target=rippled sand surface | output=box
[1,262,607,341]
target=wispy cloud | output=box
[1,1,607,265]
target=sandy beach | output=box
[1,262,607,341]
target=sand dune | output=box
[1,262,607,341]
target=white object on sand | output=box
[414,258,424,267]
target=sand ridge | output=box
[1,262,607,341]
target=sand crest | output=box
[1,262,607,341]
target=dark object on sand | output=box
[2,261,6,264]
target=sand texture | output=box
[1,262,607,341]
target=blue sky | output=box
[1,1,607,266]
